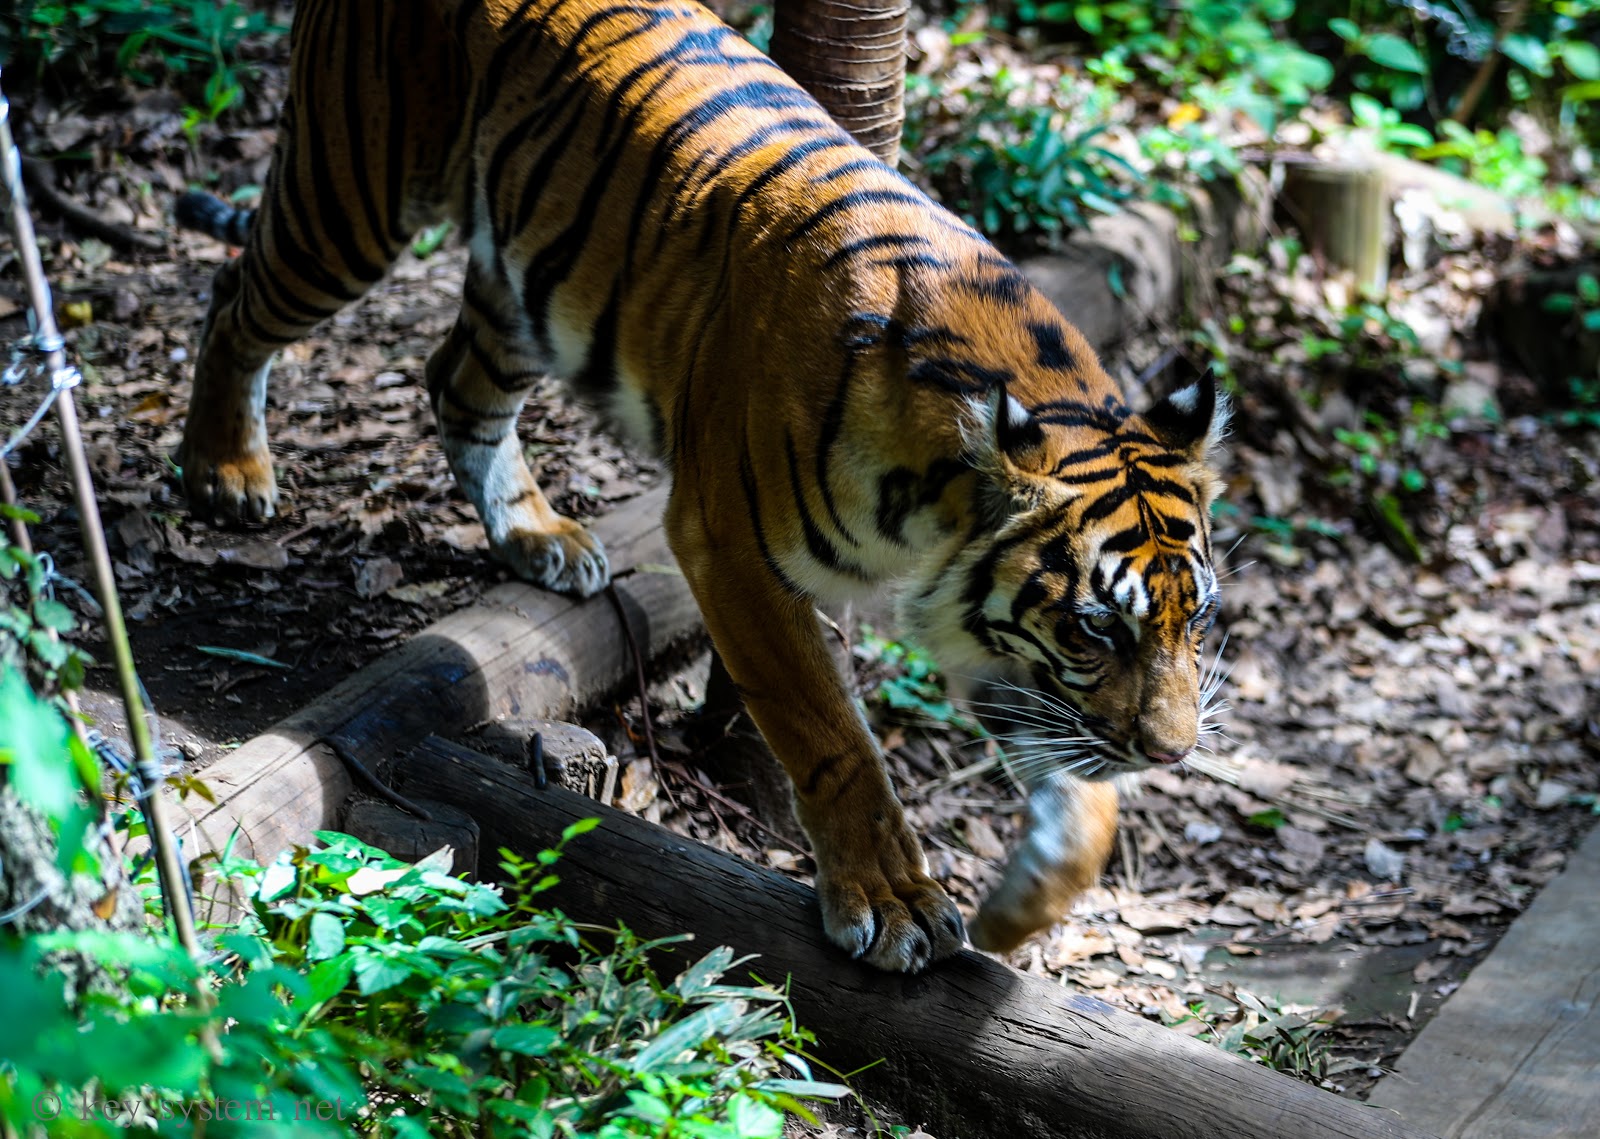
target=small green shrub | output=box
[0,1,285,132]
[856,626,980,735]
[0,679,845,1138]
[904,67,1138,245]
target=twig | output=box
[19,155,164,253]
[317,736,434,821]
[658,759,810,858]
[0,461,32,555]
[1448,0,1528,127]
[605,582,661,767]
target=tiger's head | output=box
[904,368,1228,780]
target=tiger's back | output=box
[179,0,1227,970]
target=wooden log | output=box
[395,736,1441,1139]
[1280,160,1391,294]
[344,799,480,876]
[171,486,702,880]
[1020,175,1267,357]
[1367,824,1600,1138]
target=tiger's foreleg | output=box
[425,300,609,597]
[969,773,1119,953]
[667,492,965,972]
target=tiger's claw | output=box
[814,847,966,972]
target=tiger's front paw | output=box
[492,518,610,598]
[814,828,966,973]
[180,443,279,524]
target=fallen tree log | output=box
[171,486,701,876]
[395,736,1440,1139]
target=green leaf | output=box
[561,816,600,842]
[195,644,292,669]
[1559,41,1600,81]
[1385,124,1435,149]
[0,670,79,819]
[491,1023,562,1056]
[1500,33,1552,77]
[633,1002,740,1071]
[303,954,357,1006]
[32,598,77,633]
[727,1093,785,1138]
[307,911,347,961]
[1365,33,1428,75]
[352,951,416,995]
[1327,17,1360,41]
[1247,807,1287,830]
[258,855,298,902]
[0,503,41,523]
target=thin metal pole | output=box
[0,85,203,966]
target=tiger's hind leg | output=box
[969,774,1119,954]
[181,153,414,522]
[424,264,609,598]
[180,2,468,523]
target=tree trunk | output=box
[768,0,909,163]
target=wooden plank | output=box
[396,735,1442,1139]
[1368,824,1600,1138]
[172,486,701,873]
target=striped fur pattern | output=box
[176,0,1227,969]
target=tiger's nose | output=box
[1142,746,1191,765]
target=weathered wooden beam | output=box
[172,486,700,874]
[1368,824,1600,1138]
[395,736,1441,1139]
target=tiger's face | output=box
[905,375,1227,781]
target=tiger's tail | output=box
[174,191,253,247]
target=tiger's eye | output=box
[1086,612,1117,630]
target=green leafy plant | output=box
[1,675,845,1137]
[1166,988,1346,1088]
[904,68,1139,244]
[856,626,980,734]
[0,1,285,132]
[1031,0,1334,125]
[1415,120,1550,199]
[1,506,93,699]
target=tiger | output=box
[174,0,1227,971]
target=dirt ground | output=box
[3,38,1598,1112]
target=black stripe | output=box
[788,189,925,245]
[822,233,936,270]
[785,433,869,580]
[739,449,803,596]
[906,357,1013,394]
[1029,322,1078,370]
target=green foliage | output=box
[4,834,842,1135]
[856,626,981,735]
[0,676,843,1137]
[0,517,93,699]
[1,508,101,871]
[1166,988,1343,1087]
[904,68,1138,244]
[0,1,285,132]
[1007,0,1334,124]
[1415,121,1550,199]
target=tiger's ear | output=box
[1143,373,1229,460]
